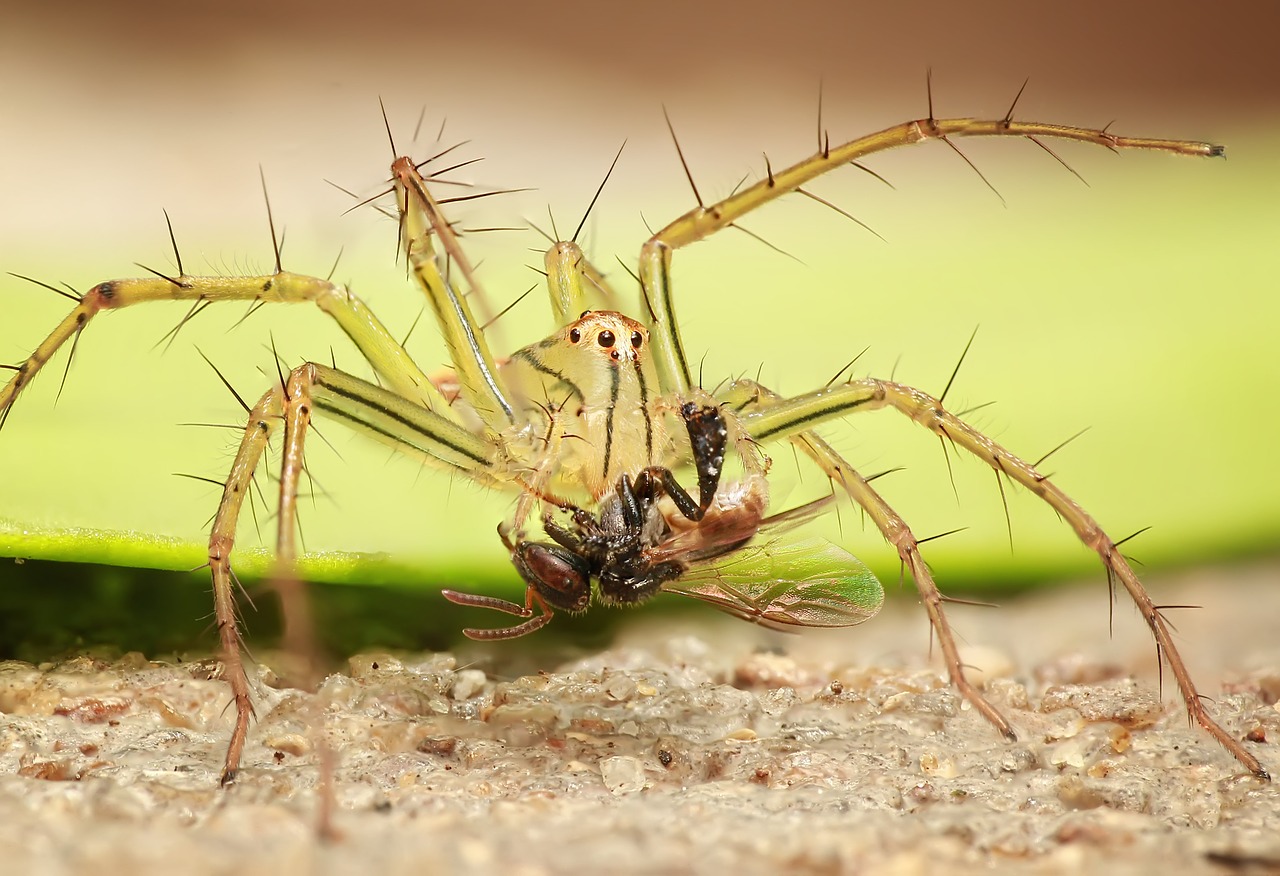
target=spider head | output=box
[561,310,648,366]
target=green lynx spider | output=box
[1,83,1265,784]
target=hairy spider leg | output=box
[637,108,1222,397]
[210,362,500,782]
[720,378,1016,739]
[391,157,517,431]
[733,376,1265,779]
[0,267,454,429]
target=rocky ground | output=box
[1,560,1278,875]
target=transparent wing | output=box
[662,538,883,631]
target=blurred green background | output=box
[1,1,1277,655]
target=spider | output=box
[0,84,1265,787]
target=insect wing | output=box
[663,539,883,630]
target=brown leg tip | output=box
[220,768,237,787]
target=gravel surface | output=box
[1,560,1277,875]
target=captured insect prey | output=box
[442,402,884,638]
[0,82,1267,788]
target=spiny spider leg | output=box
[209,362,500,782]
[0,248,451,427]
[639,87,1222,396]
[391,155,516,430]
[734,375,1266,779]
[719,378,1015,740]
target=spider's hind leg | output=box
[732,374,1266,779]
[720,378,1015,741]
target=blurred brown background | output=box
[4,0,1275,234]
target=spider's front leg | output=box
[634,97,1223,397]
[736,375,1267,779]
[209,361,500,783]
[0,263,459,432]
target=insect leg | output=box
[739,376,1267,779]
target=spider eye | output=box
[569,328,581,343]
[598,330,615,348]
[630,331,643,349]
